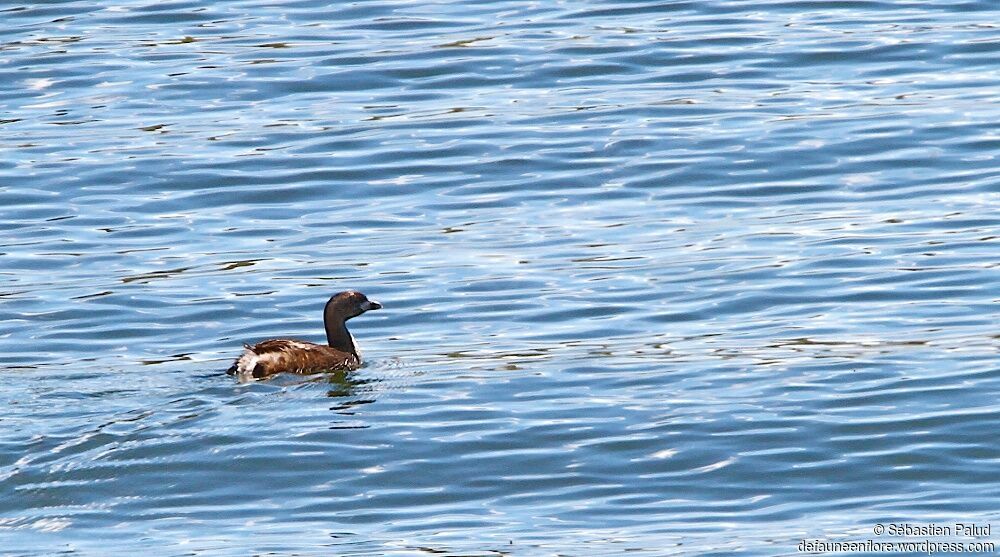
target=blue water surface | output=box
[1,0,998,555]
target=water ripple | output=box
[1,0,999,554]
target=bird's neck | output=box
[325,320,357,355]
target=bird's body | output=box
[230,339,359,378]
[227,290,381,379]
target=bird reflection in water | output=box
[322,370,377,426]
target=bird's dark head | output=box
[325,290,382,321]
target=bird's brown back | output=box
[239,339,360,378]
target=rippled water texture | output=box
[1,1,998,555]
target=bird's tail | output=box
[226,344,254,375]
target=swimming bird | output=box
[227,290,382,379]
